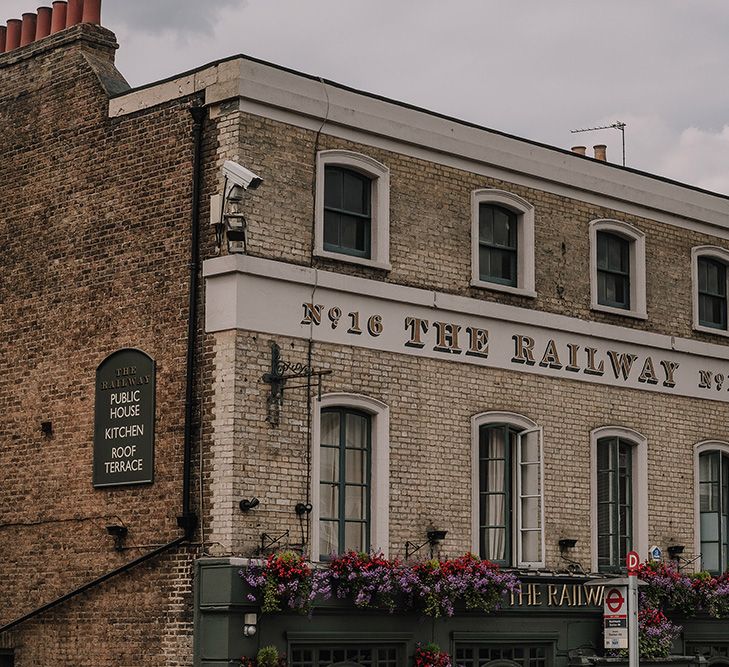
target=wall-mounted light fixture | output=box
[294,503,313,516]
[239,498,260,512]
[243,612,257,637]
[106,524,128,552]
[558,538,583,574]
[405,529,448,559]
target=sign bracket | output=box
[262,341,332,427]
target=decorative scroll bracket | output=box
[262,341,332,427]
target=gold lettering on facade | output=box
[638,357,659,384]
[559,584,572,606]
[539,339,563,369]
[465,327,489,358]
[584,585,604,606]
[404,317,429,348]
[367,315,383,337]
[660,360,680,388]
[566,343,580,372]
[607,350,638,381]
[347,311,362,335]
[512,334,536,365]
[699,370,713,389]
[301,303,323,326]
[433,322,462,354]
[584,347,605,376]
[547,584,559,606]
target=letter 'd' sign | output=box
[93,349,156,487]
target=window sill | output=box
[591,303,647,320]
[693,323,729,338]
[315,248,391,271]
[470,279,536,298]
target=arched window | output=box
[311,393,389,561]
[471,412,544,568]
[589,219,647,319]
[692,246,729,335]
[471,190,536,297]
[695,441,729,573]
[591,427,648,572]
[315,150,390,270]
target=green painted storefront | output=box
[194,558,728,667]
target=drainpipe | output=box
[178,104,205,539]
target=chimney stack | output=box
[36,6,52,40]
[20,13,37,46]
[6,19,22,50]
[1,0,103,53]
[593,144,607,161]
[571,146,587,156]
[82,0,101,24]
[65,0,82,28]
[50,1,67,33]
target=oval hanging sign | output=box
[93,349,156,487]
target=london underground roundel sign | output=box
[605,588,625,613]
[626,550,640,572]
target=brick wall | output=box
[0,24,218,666]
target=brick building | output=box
[2,2,729,666]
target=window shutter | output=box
[516,427,545,568]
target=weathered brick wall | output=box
[208,105,729,570]
[223,331,723,571]
[235,112,729,343]
[0,25,218,666]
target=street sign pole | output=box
[626,551,640,667]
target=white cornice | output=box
[203,254,729,362]
[111,56,729,235]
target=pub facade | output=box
[2,3,729,665]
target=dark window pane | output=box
[596,232,631,309]
[699,258,728,329]
[597,437,633,571]
[478,204,518,286]
[323,166,372,258]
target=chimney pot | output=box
[66,0,83,27]
[20,12,37,46]
[6,19,22,51]
[571,146,587,156]
[0,25,6,53]
[594,144,607,161]
[36,6,52,39]
[51,1,67,33]
[82,0,101,25]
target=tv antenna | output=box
[570,121,626,166]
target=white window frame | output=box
[590,426,648,572]
[691,246,729,337]
[315,150,391,271]
[310,393,389,561]
[589,219,647,320]
[693,440,729,572]
[471,411,545,568]
[471,189,536,298]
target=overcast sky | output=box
[7,0,729,194]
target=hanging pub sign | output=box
[93,349,156,487]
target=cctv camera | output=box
[222,160,262,191]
